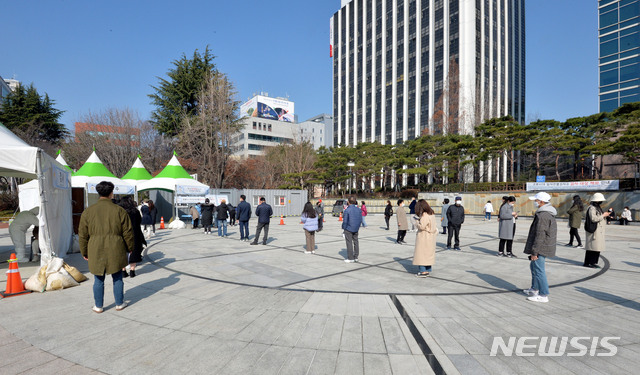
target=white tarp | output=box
[0,123,73,265]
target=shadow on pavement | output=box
[467,270,519,291]
[393,257,415,274]
[575,286,640,311]
[623,261,640,268]
[469,245,496,256]
[125,272,181,306]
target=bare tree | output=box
[177,73,242,188]
[63,108,173,176]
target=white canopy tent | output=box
[71,152,135,207]
[0,123,73,264]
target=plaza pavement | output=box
[0,213,639,374]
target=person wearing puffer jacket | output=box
[300,202,319,254]
[523,192,557,303]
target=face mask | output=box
[510,203,515,207]
[533,201,539,208]
[455,201,461,205]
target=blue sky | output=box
[1,0,597,131]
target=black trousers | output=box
[620,218,629,225]
[317,216,324,231]
[569,227,582,245]
[498,239,513,254]
[447,224,461,247]
[253,222,269,244]
[193,218,199,229]
[397,230,407,242]
[584,250,600,266]
[384,216,390,229]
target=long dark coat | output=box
[127,209,147,263]
[200,203,215,226]
[79,199,134,275]
[141,204,153,225]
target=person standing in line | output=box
[408,196,417,231]
[396,199,409,245]
[140,201,153,239]
[342,196,362,262]
[360,201,368,228]
[301,202,319,254]
[216,199,230,237]
[523,192,557,303]
[497,196,518,257]
[251,197,273,245]
[236,195,252,241]
[384,200,393,230]
[584,193,609,268]
[566,195,584,248]
[620,206,632,225]
[440,198,450,234]
[148,200,158,235]
[484,200,494,221]
[315,200,324,232]
[8,207,39,263]
[228,203,236,226]
[195,202,202,225]
[79,181,134,313]
[413,199,438,277]
[118,196,146,278]
[200,198,215,234]
[446,197,465,250]
[190,205,200,229]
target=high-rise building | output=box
[598,0,640,112]
[331,0,525,147]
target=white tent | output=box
[136,155,209,194]
[71,152,135,206]
[0,123,73,264]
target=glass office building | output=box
[599,0,640,112]
[331,0,525,147]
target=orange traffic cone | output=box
[1,253,31,298]
[339,212,343,222]
[279,215,285,225]
[160,217,165,229]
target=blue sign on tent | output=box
[536,176,546,183]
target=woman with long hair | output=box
[413,199,438,277]
[384,200,393,230]
[584,193,610,268]
[118,196,146,278]
[497,196,518,257]
[566,195,584,248]
[300,202,319,254]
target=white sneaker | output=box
[304,251,312,254]
[527,295,549,303]
[523,288,539,296]
[354,258,359,262]
[311,251,315,254]
[574,245,584,249]
[344,259,355,263]
[115,302,128,311]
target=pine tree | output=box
[148,47,217,137]
[0,83,66,144]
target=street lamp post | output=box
[347,161,355,196]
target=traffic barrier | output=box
[1,253,31,298]
[339,212,343,222]
[160,217,165,229]
[279,215,285,225]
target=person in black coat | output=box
[446,196,465,250]
[236,195,252,241]
[384,200,393,230]
[315,200,324,232]
[141,201,153,238]
[216,200,230,237]
[200,198,215,234]
[251,197,273,245]
[148,200,158,235]
[228,203,236,226]
[118,196,146,278]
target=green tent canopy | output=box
[152,154,194,179]
[55,151,73,172]
[73,151,116,180]
[122,156,152,181]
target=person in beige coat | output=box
[584,192,609,268]
[413,199,438,277]
[396,199,409,244]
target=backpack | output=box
[584,207,598,233]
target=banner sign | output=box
[526,180,620,192]
[52,165,70,189]
[176,185,209,195]
[205,194,229,205]
[175,196,206,204]
[87,182,135,195]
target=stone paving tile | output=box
[307,349,339,375]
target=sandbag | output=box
[46,271,79,291]
[45,257,64,277]
[168,219,186,229]
[24,266,47,293]
[63,262,88,282]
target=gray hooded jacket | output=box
[524,204,557,257]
